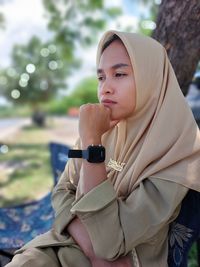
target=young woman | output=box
[6,31,200,267]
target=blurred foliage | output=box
[71,76,98,104]
[42,0,121,54]
[188,243,198,267]
[0,143,52,207]
[136,0,159,36]
[0,0,5,29]
[0,0,121,111]
[0,36,78,106]
[46,76,98,114]
[0,105,32,118]
[0,12,5,29]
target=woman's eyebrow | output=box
[97,63,130,74]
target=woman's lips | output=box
[101,99,117,107]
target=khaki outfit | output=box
[7,175,188,267]
[6,30,200,266]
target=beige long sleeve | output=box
[51,160,78,234]
[70,178,188,261]
[51,158,188,263]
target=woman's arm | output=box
[77,103,117,195]
[67,217,94,258]
[67,217,133,266]
[66,103,132,265]
[51,168,76,233]
[70,178,188,261]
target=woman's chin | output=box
[111,113,126,121]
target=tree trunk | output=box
[152,0,200,95]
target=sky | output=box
[0,0,151,104]
[0,0,52,67]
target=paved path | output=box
[0,116,79,146]
[0,118,31,140]
[48,116,79,146]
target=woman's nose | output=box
[100,78,114,95]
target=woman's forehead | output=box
[98,40,131,68]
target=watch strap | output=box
[68,149,83,158]
[68,145,105,163]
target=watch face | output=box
[87,146,105,163]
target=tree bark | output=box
[152,0,200,95]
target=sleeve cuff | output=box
[70,180,116,216]
[53,199,76,233]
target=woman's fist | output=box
[79,104,118,147]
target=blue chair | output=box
[168,189,200,267]
[49,142,70,184]
[0,142,70,266]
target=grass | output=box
[0,115,78,208]
[0,105,32,118]
[0,126,54,207]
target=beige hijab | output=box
[93,30,200,197]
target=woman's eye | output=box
[97,76,104,81]
[115,73,127,77]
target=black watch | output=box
[68,145,105,163]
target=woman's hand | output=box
[67,217,95,259]
[79,104,118,146]
[91,255,133,267]
[68,218,133,267]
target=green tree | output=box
[0,0,5,29]
[0,36,79,125]
[1,37,74,102]
[46,76,98,115]
[0,12,4,29]
[0,1,121,124]
[42,0,121,60]
[71,76,98,104]
[137,0,159,36]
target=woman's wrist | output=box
[81,137,102,149]
[67,218,95,258]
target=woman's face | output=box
[97,40,136,120]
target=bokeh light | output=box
[26,63,36,73]
[154,0,162,4]
[19,80,28,87]
[141,20,156,30]
[40,48,50,57]
[40,80,48,90]
[0,144,9,154]
[48,60,58,70]
[21,73,30,82]
[11,89,20,99]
